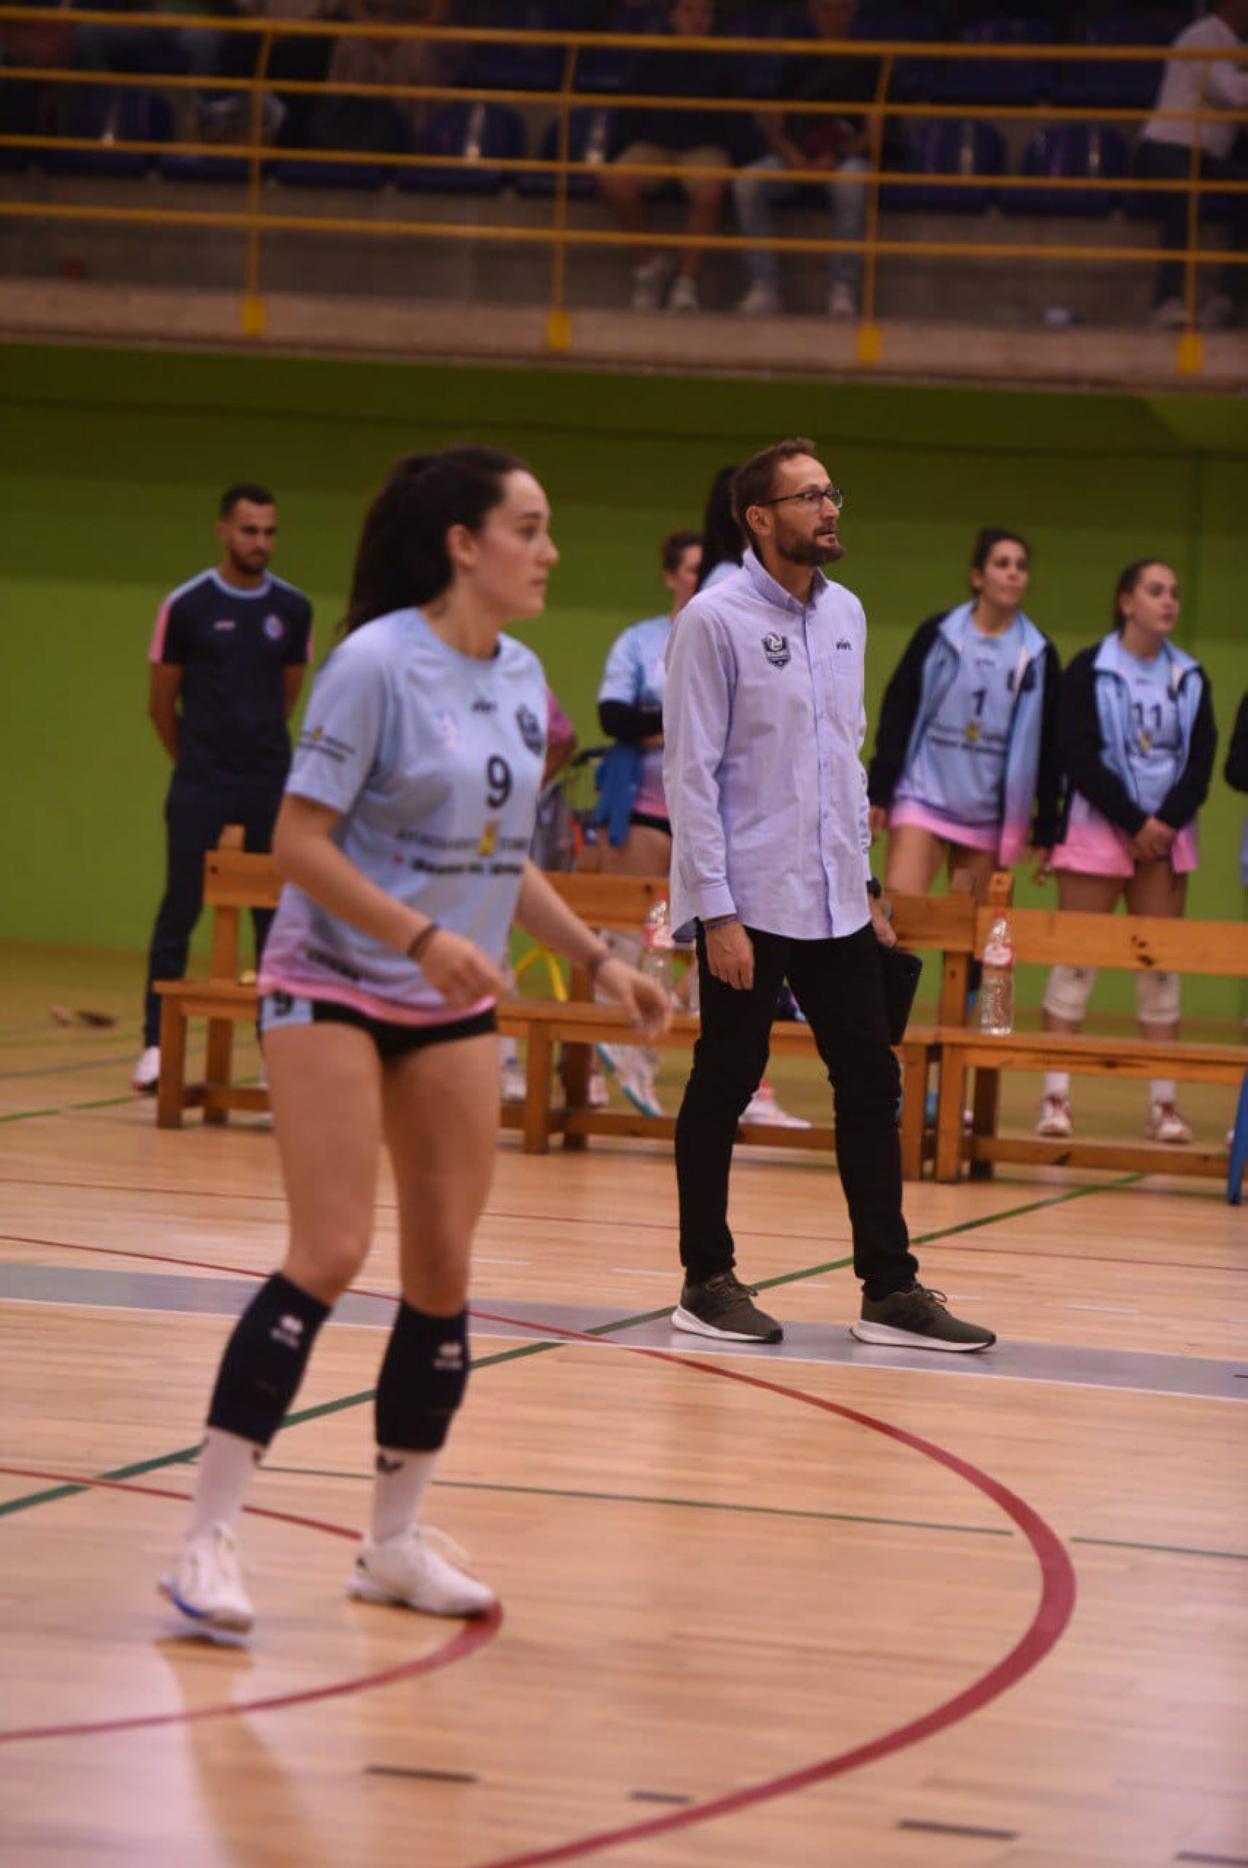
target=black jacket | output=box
[1057,643,1217,837]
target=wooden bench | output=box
[154,832,980,1180]
[932,905,1248,1184]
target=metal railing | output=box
[1,11,1244,372]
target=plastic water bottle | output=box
[979,916,1015,1037]
[639,899,675,995]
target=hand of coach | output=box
[707,881,896,993]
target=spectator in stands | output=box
[734,0,890,320]
[72,0,228,88]
[597,0,736,313]
[589,528,701,1116]
[1135,0,1248,332]
[0,0,75,140]
[306,0,461,153]
[867,528,1060,901]
[1038,560,1217,1144]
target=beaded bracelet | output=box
[406,921,441,963]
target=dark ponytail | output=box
[341,445,527,636]
[696,464,743,591]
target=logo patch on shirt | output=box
[836,639,853,651]
[762,632,790,668]
[263,613,285,641]
[478,819,500,858]
[515,704,545,755]
[213,618,236,633]
[431,709,460,748]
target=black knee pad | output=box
[207,1271,330,1447]
[375,1304,469,1453]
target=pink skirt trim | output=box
[887,800,999,854]
[257,969,495,1026]
[1051,823,1199,878]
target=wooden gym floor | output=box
[0,945,1244,1868]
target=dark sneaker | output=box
[850,1283,995,1354]
[672,1269,783,1344]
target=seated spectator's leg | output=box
[598,142,654,251]
[1134,139,1189,314]
[1213,155,1248,323]
[825,154,868,313]
[676,144,727,283]
[732,151,786,306]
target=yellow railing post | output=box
[546,38,578,355]
[856,49,892,367]
[241,25,274,338]
[1176,56,1207,377]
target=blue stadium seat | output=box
[159,150,249,183]
[42,89,172,176]
[1052,12,1167,114]
[1005,122,1129,216]
[397,101,528,194]
[929,18,1053,109]
[272,154,387,189]
[515,106,614,196]
[881,118,1005,213]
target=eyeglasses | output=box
[757,485,845,510]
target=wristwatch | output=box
[865,876,883,900]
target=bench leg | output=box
[560,1039,591,1153]
[934,1052,966,1183]
[968,1066,1000,1182]
[522,1028,553,1156]
[898,1045,927,1182]
[155,998,187,1130]
[203,1017,234,1127]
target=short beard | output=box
[230,548,268,577]
[777,534,845,567]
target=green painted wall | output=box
[2,343,1245,1014]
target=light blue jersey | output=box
[598,612,671,815]
[258,607,547,1020]
[1110,635,1184,816]
[896,617,1026,829]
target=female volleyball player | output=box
[867,528,1061,897]
[1037,559,1216,1142]
[158,448,671,1634]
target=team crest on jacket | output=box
[515,704,545,755]
[762,632,790,668]
[263,613,285,641]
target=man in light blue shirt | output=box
[663,437,995,1354]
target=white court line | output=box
[610,1268,676,1279]
[475,1256,531,1266]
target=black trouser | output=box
[675,922,919,1302]
[1134,140,1247,313]
[142,777,283,1045]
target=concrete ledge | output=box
[0,276,1243,392]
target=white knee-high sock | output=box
[187,1427,264,1540]
[371,1447,439,1544]
[1044,1071,1070,1098]
[1150,1078,1177,1106]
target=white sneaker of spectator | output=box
[827,282,857,320]
[631,256,671,311]
[742,1083,809,1128]
[1150,297,1187,330]
[1035,1093,1073,1139]
[668,275,700,314]
[499,1059,526,1105]
[596,1043,663,1116]
[1199,294,1234,332]
[132,1045,160,1093]
[738,281,781,317]
[1146,1100,1192,1145]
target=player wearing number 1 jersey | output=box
[157,449,670,1637]
[867,528,1060,900]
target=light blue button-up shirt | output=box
[663,549,872,941]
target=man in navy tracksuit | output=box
[134,483,313,1091]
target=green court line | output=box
[0,1172,1139,1523]
[260,1466,1013,1542]
[0,1093,138,1123]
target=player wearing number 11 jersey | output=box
[867,528,1060,900]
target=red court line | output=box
[0,1466,500,1745]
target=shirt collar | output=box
[742,546,829,617]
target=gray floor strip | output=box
[2,1263,1244,1402]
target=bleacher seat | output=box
[516,106,613,196]
[1006,122,1129,216]
[41,89,172,177]
[397,101,527,195]
[882,117,1006,213]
